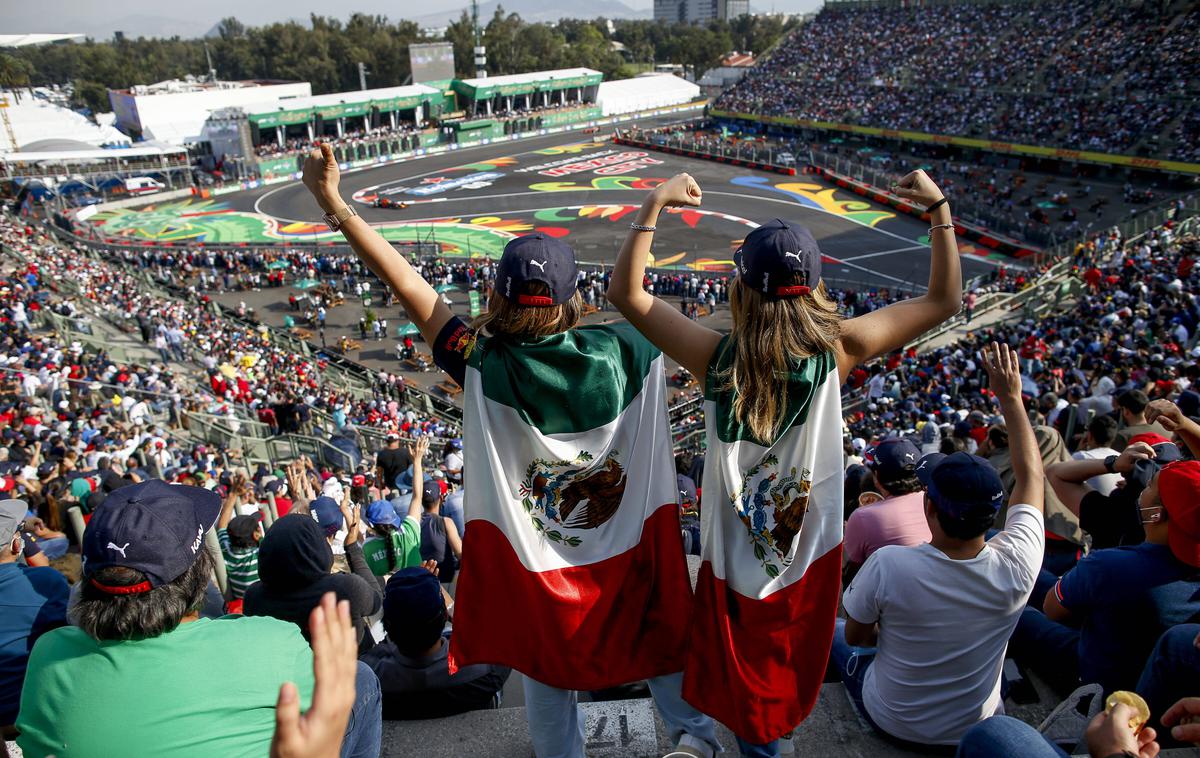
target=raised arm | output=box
[836,170,962,381]
[984,342,1043,512]
[406,436,430,523]
[1146,399,1200,459]
[301,144,452,346]
[1046,442,1155,516]
[607,174,725,383]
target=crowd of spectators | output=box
[716,1,1200,159]
[3,196,1199,756]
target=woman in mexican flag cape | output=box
[608,171,963,755]
[300,143,720,758]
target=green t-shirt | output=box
[363,516,422,576]
[17,615,314,758]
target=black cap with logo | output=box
[496,233,579,307]
[734,219,823,299]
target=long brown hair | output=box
[472,281,583,338]
[719,276,842,443]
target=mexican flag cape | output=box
[684,342,844,743]
[448,322,692,689]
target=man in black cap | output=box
[0,498,68,737]
[16,480,321,758]
[362,566,510,720]
[836,343,1046,748]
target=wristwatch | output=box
[322,204,357,232]
[1104,454,1119,474]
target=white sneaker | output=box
[663,733,714,758]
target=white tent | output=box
[1,92,130,153]
[595,74,701,117]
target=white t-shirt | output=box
[843,504,1045,744]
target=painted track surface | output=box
[101,115,1006,291]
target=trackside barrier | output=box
[808,164,1041,260]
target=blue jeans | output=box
[733,735,779,758]
[1137,623,1200,749]
[829,618,877,723]
[36,536,69,561]
[523,672,718,758]
[956,716,1069,758]
[1008,608,1081,695]
[341,661,382,758]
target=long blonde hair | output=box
[472,281,583,338]
[719,276,842,443]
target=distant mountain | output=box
[415,0,650,27]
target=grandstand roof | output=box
[234,84,442,128]
[453,69,603,101]
[0,142,186,164]
[0,33,82,47]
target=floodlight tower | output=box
[472,0,487,79]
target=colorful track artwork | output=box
[81,199,755,270]
[730,175,896,227]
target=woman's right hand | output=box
[892,170,944,208]
[302,143,343,213]
[651,173,702,209]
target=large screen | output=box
[409,42,456,84]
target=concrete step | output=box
[380,683,926,758]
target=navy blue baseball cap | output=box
[310,496,343,535]
[382,567,444,633]
[496,233,578,307]
[82,480,220,592]
[865,438,922,482]
[734,219,822,299]
[923,452,1006,519]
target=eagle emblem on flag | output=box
[731,454,814,577]
[518,450,627,545]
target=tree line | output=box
[2,11,797,114]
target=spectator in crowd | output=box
[1010,459,1200,695]
[217,472,263,602]
[362,565,511,719]
[1137,624,1200,749]
[1115,390,1170,449]
[1069,415,1122,496]
[243,512,383,652]
[376,432,412,493]
[842,437,932,584]
[362,438,427,577]
[419,471,462,585]
[0,499,67,735]
[16,481,324,757]
[956,701,1161,758]
[837,343,1045,748]
[608,168,962,755]
[1047,439,1180,551]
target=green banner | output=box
[469,290,481,318]
[257,156,299,178]
[248,108,313,129]
[316,102,370,120]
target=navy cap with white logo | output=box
[922,452,1006,519]
[734,219,823,299]
[865,438,922,483]
[495,233,578,307]
[83,479,220,593]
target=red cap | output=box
[1157,460,1200,567]
[352,474,366,487]
[1129,432,1172,448]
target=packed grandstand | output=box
[2,1,1200,758]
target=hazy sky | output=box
[4,0,823,39]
